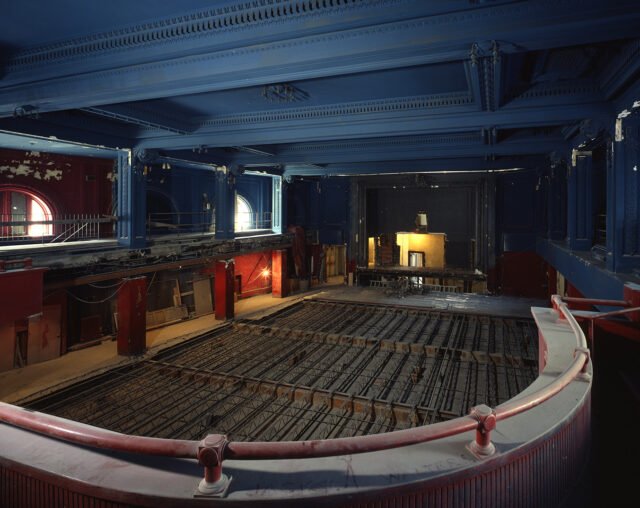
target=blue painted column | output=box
[567,152,593,251]
[607,118,640,272]
[271,176,288,234]
[281,178,289,233]
[215,169,236,240]
[117,150,147,249]
[547,164,567,241]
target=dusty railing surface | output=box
[146,210,273,239]
[147,211,214,238]
[0,294,591,497]
[0,213,114,243]
[235,210,272,232]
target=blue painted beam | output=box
[283,155,547,177]
[493,52,503,112]
[602,39,640,101]
[1,1,638,118]
[1,1,468,86]
[135,102,611,150]
[81,106,191,135]
[154,155,220,173]
[213,137,568,166]
[0,128,119,159]
[463,60,484,112]
[463,41,501,112]
[538,238,625,300]
[0,114,137,149]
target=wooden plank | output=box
[27,305,61,365]
[0,322,15,372]
[193,278,213,316]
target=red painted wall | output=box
[234,251,273,298]
[497,251,548,299]
[201,251,273,299]
[0,148,114,215]
[272,250,287,298]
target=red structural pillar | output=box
[272,249,287,298]
[0,259,47,324]
[117,276,146,355]
[215,260,234,320]
[624,283,640,323]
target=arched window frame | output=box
[235,194,253,232]
[0,185,55,238]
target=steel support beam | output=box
[116,151,147,249]
[537,238,624,300]
[1,1,639,118]
[607,118,640,273]
[214,171,236,240]
[567,151,593,251]
[547,164,567,241]
[134,104,610,151]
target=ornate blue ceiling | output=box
[0,0,639,175]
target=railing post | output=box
[196,434,231,497]
[467,404,496,459]
[574,346,591,381]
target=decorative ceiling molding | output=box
[277,133,482,153]
[5,0,639,81]
[133,102,612,150]
[7,0,389,71]
[197,92,473,128]
[2,1,639,119]
[503,80,603,104]
[600,39,640,100]
[258,139,567,164]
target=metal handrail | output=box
[0,402,198,458]
[0,294,590,495]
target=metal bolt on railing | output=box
[196,434,231,497]
[467,404,496,459]
[574,347,591,381]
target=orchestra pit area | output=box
[21,299,539,442]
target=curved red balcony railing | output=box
[0,294,594,495]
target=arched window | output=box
[235,195,253,232]
[0,188,53,238]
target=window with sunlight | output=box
[0,189,53,238]
[235,195,253,232]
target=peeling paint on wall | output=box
[0,164,34,177]
[1,147,113,217]
[11,164,34,177]
[43,169,63,181]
